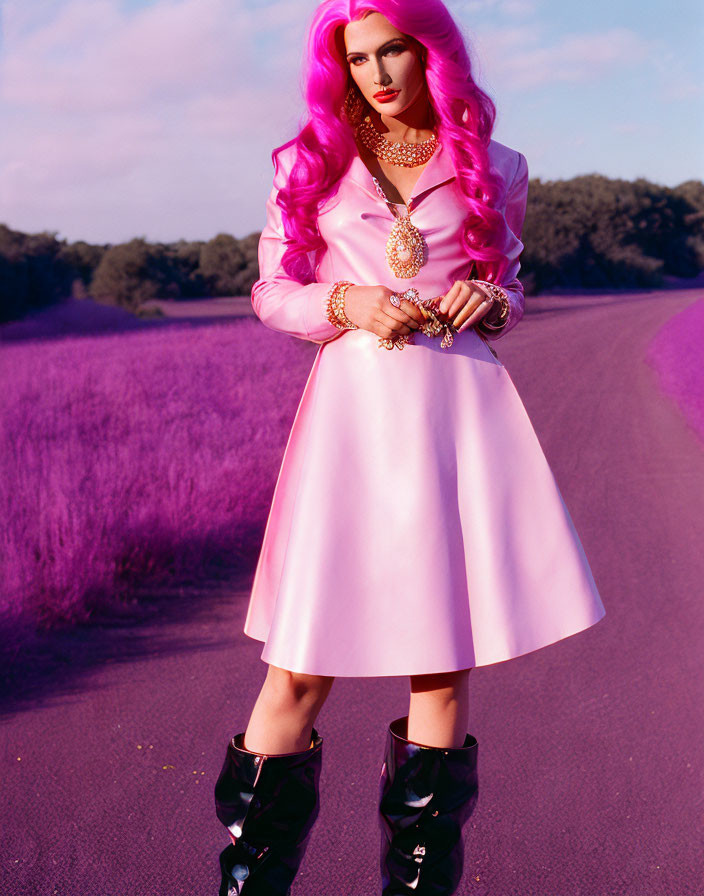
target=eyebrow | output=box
[345,38,405,59]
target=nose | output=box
[372,59,391,87]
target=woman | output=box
[214,2,606,894]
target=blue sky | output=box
[0,0,702,243]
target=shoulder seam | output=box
[510,151,524,188]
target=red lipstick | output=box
[374,89,400,103]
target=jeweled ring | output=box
[390,288,421,308]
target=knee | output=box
[409,667,471,696]
[265,664,334,710]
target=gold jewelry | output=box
[417,303,457,348]
[378,288,457,350]
[356,114,437,167]
[378,333,411,350]
[355,116,437,278]
[472,280,510,328]
[341,86,366,127]
[325,281,358,330]
[372,176,425,279]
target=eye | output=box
[348,43,406,66]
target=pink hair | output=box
[273,0,509,285]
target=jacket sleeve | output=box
[250,149,343,345]
[475,151,529,341]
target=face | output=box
[343,12,426,117]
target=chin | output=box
[372,102,406,117]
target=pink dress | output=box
[242,137,605,677]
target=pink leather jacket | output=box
[251,137,529,345]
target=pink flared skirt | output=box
[243,325,605,676]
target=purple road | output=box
[2,288,703,896]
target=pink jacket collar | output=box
[345,140,457,205]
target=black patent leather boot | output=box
[214,727,323,896]
[378,715,478,895]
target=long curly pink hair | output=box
[273,0,509,285]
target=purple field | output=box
[2,291,702,648]
[1,300,316,635]
[645,295,704,443]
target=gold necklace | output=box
[356,116,436,278]
[372,176,425,278]
[356,114,437,168]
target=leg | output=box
[408,667,472,748]
[378,668,478,895]
[243,663,335,754]
[214,664,334,894]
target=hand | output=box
[344,285,426,340]
[437,280,497,333]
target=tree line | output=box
[2,173,703,323]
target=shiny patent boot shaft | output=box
[214,727,323,895]
[378,716,479,895]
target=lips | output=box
[374,89,400,103]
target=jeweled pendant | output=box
[386,217,424,278]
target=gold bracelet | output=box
[472,280,510,329]
[325,281,358,330]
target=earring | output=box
[341,85,366,127]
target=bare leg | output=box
[407,668,472,748]
[243,664,335,754]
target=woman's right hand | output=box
[343,285,426,339]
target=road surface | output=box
[2,287,703,895]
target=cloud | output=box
[452,0,540,18]
[613,121,646,135]
[651,49,704,102]
[1,0,301,112]
[0,0,696,242]
[472,25,652,90]
[0,0,314,241]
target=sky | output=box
[0,0,702,245]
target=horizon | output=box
[1,0,703,245]
[5,166,702,248]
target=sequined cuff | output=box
[471,280,510,330]
[325,281,358,331]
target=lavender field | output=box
[2,290,702,649]
[646,295,704,443]
[0,300,316,636]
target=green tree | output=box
[90,238,164,310]
[199,233,248,296]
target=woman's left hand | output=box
[437,280,496,333]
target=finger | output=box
[399,299,426,325]
[385,296,422,326]
[380,309,413,335]
[443,281,478,320]
[445,294,470,321]
[452,288,492,328]
[438,281,462,316]
[387,293,424,326]
[456,298,495,332]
